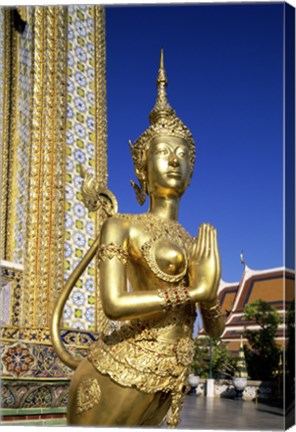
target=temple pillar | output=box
[0,5,107,423]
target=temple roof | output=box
[199,265,295,352]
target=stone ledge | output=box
[1,406,67,416]
[0,418,67,426]
[0,407,67,425]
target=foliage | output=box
[191,337,209,378]
[285,301,295,404]
[191,336,237,379]
[243,299,281,380]
[286,300,295,378]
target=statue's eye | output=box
[156,147,168,155]
[177,148,188,158]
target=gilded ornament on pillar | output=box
[22,6,68,328]
[1,9,19,262]
[93,6,110,335]
[0,6,110,415]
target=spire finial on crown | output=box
[149,49,175,124]
[157,48,168,86]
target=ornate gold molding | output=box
[94,6,109,334]
[94,6,107,190]
[2,5,108,331]
[23,6,68,328]
[0,10,10,260]
[1,9,19,262]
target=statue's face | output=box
[145,135,191,199]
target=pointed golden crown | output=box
[130,49,196,176]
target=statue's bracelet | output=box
[158,284,191,311]
[199,301,222,321]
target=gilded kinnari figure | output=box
[51,50,225,427]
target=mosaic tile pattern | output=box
[0,266,23,327]
[63,6,97,331]
[1,380,69,408]
[2,344,35,377]
[0,281,11,325]
[0,337,91,379]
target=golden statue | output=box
[51,50,224,428]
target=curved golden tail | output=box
[51,235,101,370]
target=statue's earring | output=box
[130,179,146,206]
[128,139,147,205]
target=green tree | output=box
[191,336,236,378]
[191,337,209,378]
[285,301,295,404]
[243,299,281,380]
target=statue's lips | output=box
[167,171,182,179]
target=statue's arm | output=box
[99,217,165,321]
[199,298,225,338]
[99,218,225,333]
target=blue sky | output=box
[105,3,287,283]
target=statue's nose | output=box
[168,154,178,167]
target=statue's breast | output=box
[154,239,186,276]
[141,237,188,283]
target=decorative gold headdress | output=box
[130,49,196,205]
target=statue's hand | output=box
[189,223,221,303]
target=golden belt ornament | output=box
[88,312,195,427]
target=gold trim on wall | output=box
[49,7,68,312]
[6,17,19,262]
[23,6,68,328]
[1,5,108,332]
[94,6,109,334]
[0,9,10,260]
[1,9,19,262]
[94,6,107,190]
